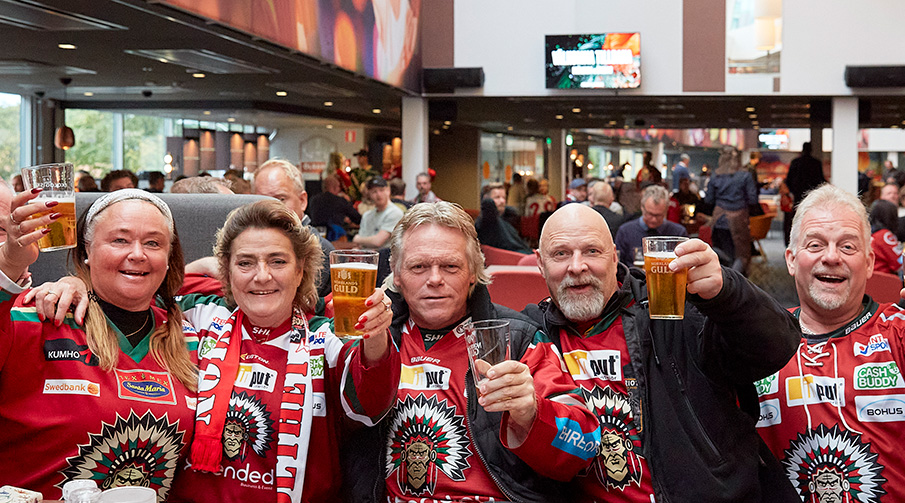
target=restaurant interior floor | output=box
[746,223,799,309]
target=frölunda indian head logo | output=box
[44,338,99,366]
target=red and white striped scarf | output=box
[190,306,327,503]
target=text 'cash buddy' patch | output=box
[115,369,177,405]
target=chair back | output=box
[481,245,528,266]
[486,269,549,311]
[463,208,481,221]
[697,224,712,245]
[519,214,540,247]
[749,214,774,240]
[517,253,538,266]
[866,271,903,304]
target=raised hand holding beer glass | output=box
[0,186,65,279]
[331,249,379,338]
[20,163,76,252]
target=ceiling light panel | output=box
[124,49,278,74]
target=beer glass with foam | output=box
[20,163,76,252]
[330,249,379,338]
[642,236,688,320]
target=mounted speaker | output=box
[845,66,905,88]
[423,67,485,93]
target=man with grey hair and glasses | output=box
[343,201,600,502]
[756,183,905,502]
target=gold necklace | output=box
[122,312,152,339]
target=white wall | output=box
[453,0,905,98]
[454,0,683,96]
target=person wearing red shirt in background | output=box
[344,202,601,502]
[869,200,903,275]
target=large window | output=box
[65,109,114,178]
[124,114,166,173]
[0,93,20,180]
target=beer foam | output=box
[644,251,677,259]
[330,262,378,270]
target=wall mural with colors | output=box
[162,0,422,90]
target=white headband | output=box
[83,189,174,233]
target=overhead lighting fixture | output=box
[572,107,581,113]
[496,133,503,137]
[507,126,514,131]
[323,101,333,107]
[433,129,441,135]
[58,43,76,50]
[192,72,205,78]
[83,92,93,97]
[326,124,334,129]
[749,114,757,119]
[372,108,381,114]
[443,120,451,125]
[555,115,564,120]
[203,111,211,115]
[54,77,74,150]
[276,91,288,97]
[158,58,168,64]
[227,117,236,122]
[442,124,449,129]
[746,107,756,112]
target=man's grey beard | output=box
[555,274,607,322]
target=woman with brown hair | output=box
[0,189,196,501]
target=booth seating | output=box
[518,214,540,248]
[481,244,528,266]
[865,270,903,304]
[485,266,549,311]
[30,192,272,286]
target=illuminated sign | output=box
[546,33,641,89]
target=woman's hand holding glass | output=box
[356,288,394,364]
[0,188,63,280]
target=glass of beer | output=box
[642,236,688,320]
[465,320,511,394]
[330,249,379,338]
[20,162,76,252]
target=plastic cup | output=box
[330,249,379,338]
[465,319,511,394]
[20,162,76,252]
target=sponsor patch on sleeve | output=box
[114,369,177,405]
[43,379,100,397]
[552,417,600,460]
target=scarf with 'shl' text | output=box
[190,306,326,503]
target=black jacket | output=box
[342,284,571,503]
[523,264,801,503]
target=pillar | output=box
[547,129,566,201]
[831,97,858,195]
[402,96,429,200]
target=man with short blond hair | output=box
[345,201,601,502]
[756,183,905,502]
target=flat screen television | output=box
[545,33,641,89]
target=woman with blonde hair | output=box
[0,189,196,501]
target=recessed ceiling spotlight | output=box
[276,91,288,97]
[442,124,449,129]
[324,101,333,107]
[506,126,514,131]
[749,114,757,119]
[609,120,617,125]
[326,124,334,129]
[372,108,382,114]
[203,111,211,115]
[496,133,503,137]
[555,115,564,120]
[227,117,236,122]
[192,73,206,79]
[572,107,581,113]
[58,43,76,50]
[83,92,94,97]
[443,120,451,125]
[745,107,755,112]
[158,58,168,64]
[433,129,441,135]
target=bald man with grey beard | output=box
[522,204,800,503]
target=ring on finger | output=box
[46,291,57,298]
[9,213,19,225]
